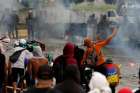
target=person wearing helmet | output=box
[9,39,33,92]
[81,27,117,67]
[19,39,27,48]
[99,58,121,93]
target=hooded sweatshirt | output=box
[63,42,77,64]
[53,42,77,83]
[54,42,77,65]
[88,72,111,93]
[54,65,85,93]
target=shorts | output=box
[12,68,24,82]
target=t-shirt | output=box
[11,47,33,69]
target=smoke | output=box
[0,0,19,10]
[33,0,71,41]
[112,0,140,60]
[33,0,88,44]
[0,0,20,35]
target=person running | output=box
[9,39,33,92]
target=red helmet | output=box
[118,87,133,93]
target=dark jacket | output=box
[54,65,85,93]
[53,42,77,66]
[55,79,85,93]
[62,42,77,65]
[135,89,140,93]
[0,53,6,82]
[53,42,77,83]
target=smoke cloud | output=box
[33,0,71,41]
[113,0,140,60]
[0,0,20,35]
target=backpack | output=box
[105,64,119,86]
[9,49,25,63]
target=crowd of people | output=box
[0,26,140,93]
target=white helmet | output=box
[19,39,26,44]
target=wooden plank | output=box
[5,86,21,93]
[18,29,28,38]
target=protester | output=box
[27,54,48,86]
[0,35,10,53]
[97,14,110,40]
[11,11,19,39]
[53,42,77,84]
[23,64,58,93]
[9,39,33,91]
[118,87,133,93]
[25,43,46,87]
[0,48,6,93]
[32,45,44,57]
[26,10,35,40]
[74,45,85,68]
[2,11,15,39]
[95,58,120,93]
[54,64,85,93]
[88,72,112,93]
[81,27,117,66]
[87,13,98,40]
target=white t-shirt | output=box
[11,47,33,69]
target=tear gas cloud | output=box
[33,0,71,41]
[33,0,88,42]
[113,0,140,60]
[0,0,20,35]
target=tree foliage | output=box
[72,2,117,13]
